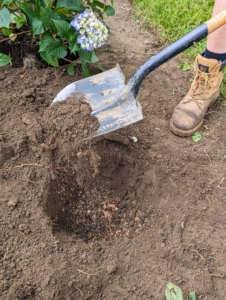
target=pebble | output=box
[9,263,15,269]
[7,199,18,210]
[0,74,6,80]
[106,264,117,274]
[21,88,35,98]
[39,242,46,249]
[24,252,31,258]
[18,224,27,232]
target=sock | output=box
[203,48,226,62]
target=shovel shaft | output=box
[206,8,226,33]
[129,9,226,98]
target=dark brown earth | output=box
[1,1,226,299]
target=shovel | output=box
[52,10,226,137]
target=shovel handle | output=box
[206,9,226,33]
[129,9,226,97]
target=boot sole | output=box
[170,118,203,137]
[170,91,220,137]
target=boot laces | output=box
[184,68,218,109]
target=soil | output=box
[1,1,226,299]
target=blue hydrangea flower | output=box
[70,11,109,51]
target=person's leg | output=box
[207,1,226,54]
[170,0,226,137]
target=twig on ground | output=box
[0,30,32,43]
[204,149,211,162]
[192,270,202,279]
[77,269,98,276]
[217,177,225,188]
[14,163,46,169]
[203,273,225,278]
[1,163,49,171]
[193,249,205,260]
[3,247,9,263]
[74,286,84,296]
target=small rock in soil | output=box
[106,264,117,274]
[7,199,18,210]
[18,224,27,232]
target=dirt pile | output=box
[39,98,157,242]
[1,0,226,299]
[41,97,100,183]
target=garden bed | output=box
[1,1,226,299]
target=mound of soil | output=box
[1,1,226,299]
[37,97,156,243]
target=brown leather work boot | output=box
[170,54,224,137]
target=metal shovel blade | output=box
[52,64,143,137]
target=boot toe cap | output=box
[172,110,196,131]
[170,108,203,136]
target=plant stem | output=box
[61,57,75,63]
[50,0,55,9]
[0,30,32,43]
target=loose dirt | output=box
[1,1,226,299]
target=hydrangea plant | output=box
[71,11,109,51]
[0,0,115,75]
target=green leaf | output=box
[32,17,44,35]
[92,0,105,8]
[69,33,80,52]
[192,132,202,142]
[182,63,191,71]
[0,7,10,28]
[90,50,99,63]
[177,62,191,72]
[188,291,196,300]
[0,53,12,66]
[165,283,184,300]
[67,63,75,75]
[48,38,67,58]
[96,64,106,72]
[1,26,13,36]
[17,2,37,19]
[80,58,91,77]
[1,0,14,5]
[40,51,59,67]
[35,0,41,14]
[39,7,60,32]
[39,32,55,52]
[42,0,52,8]
[9,33,17,41]
[56,0,85,13]
[15,14,26,29]
[10,13,16,23]
[17,2,38,27]
[78,49,92,63]
[55,7,69,17]
[93,7,102,15]
[52,19,73,39]
[78,49,99,63]
[104,5,115,16]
